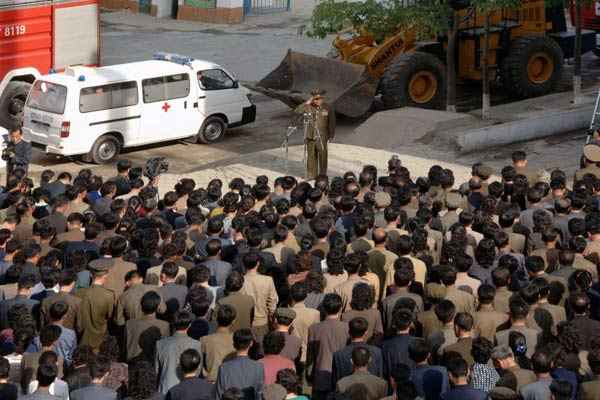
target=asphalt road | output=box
[25,11,597,182]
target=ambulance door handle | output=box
[193,103,198,108]
[199,96,206,99]
[184,101,187,109]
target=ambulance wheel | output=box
[0,81,30,129]
[197,116,226,144]
[90,135,120,164]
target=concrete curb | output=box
[456,102,594,154]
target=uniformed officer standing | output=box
[3,126,32,181]
[75,261,116,350]
[295,89,336,180]
[575,139,600,181]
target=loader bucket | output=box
[253,50,378,118]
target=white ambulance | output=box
[21,53,256,163]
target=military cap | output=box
[477,164,494,180]
[88,261,111,273]
[274,307,296,321]
[446,192,463,209]
[374,192,392,208]
[584,140,600,162]
[310,88,326,98]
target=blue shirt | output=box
[411,364,449,400]
[33,324,77,365]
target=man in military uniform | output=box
[75,261,116,350]
[575,140,600,181]
[295,89,336,180]
[3,126,32,181]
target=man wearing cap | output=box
[442,191,463,233]
[74,261,116,350]
[295,89,336,179]
[576,140,600,181]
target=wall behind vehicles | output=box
[0,1,53,80]
[0,0,99,79]
[53,0,99,67]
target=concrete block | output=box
[351,107,478,148]
[457,103,594,153]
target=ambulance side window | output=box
[197,69,235,91]
[142,74,190,103]
[79,81,138,113]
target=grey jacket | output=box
[70,384,117,400]
[155,331,202,394]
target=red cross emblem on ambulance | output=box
[161,102,171,112]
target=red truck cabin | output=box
[0,0,100,129]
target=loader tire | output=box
[501,36,563,98]
[379,51,446,110]
[0,81,30,130]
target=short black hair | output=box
[40,324,61,347]
[531,350,552,374]
[263,331,285,355]
[471,337,494,364]
[351,346,371,368]
[172,311,193,331]
[349,317,369,339]
[36,363,58,387]
[447,356,469,378]
[408,338,431,363]
[477,284,496,304]
[435,300,456,324]
[392,308,413,331]
[161,261,179,279]
[233,328,254,351]
[49,301,69,322]
[225,271,244,293]
[141,291,161,315]
[216,304,237,327]
[180,348,202,374]
[322,293,343,315]
[89,355,111,379]
[454,312,473,332]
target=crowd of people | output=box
[0,143,599,400]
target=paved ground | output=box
[23,10,599,188]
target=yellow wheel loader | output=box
[250,0,596,117]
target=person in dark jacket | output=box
[332,317,383,383]
[441,357,487,400]
[165,349,214,400]
[4,126,32,180]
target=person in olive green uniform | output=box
[295,89,336,180]
[575,140,600,181]
[75,261,116,350]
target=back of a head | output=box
[447,356,469,379]
[408,338,431,363]
[179,348,202,375]
[472,337,494,364]
[233,328,254,351]
[36,363,58,387]
[348,317,369,339]
[351,346,371,368]
[141,290,161,315]
[322,293,343,316]
[531,350,552,374]
[263,331,286,356]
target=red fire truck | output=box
[0,0,100,129]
